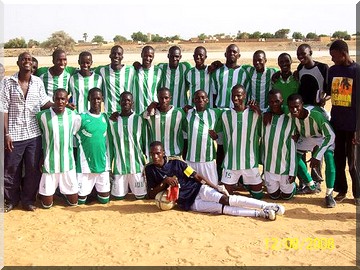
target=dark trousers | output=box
[333,129,360,198]
[4,136,42,206]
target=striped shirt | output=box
[143,107,186,157]
[1,73,50,141]
[211,65,248,108]
[217,108,261,170]
[185,66,212,107]
[95,64,135,113]
[158,62,191,108]
[68,72,103,113]
[292,106,335,160]
[109,113,147,175]
[132,66,163,114]
[185,108,221,162]
[243,66,278,111]
[37,107,81,173]
[262,113,297,176]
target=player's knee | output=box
[269,190,281,200]
[281,187,296,200]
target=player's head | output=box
[31,57,38,75]
[88,87,103,112]
[268,89,283,114]
[231,84,246,107]
[225,44,240,64]
[193,90,209,111]
[287,93,304,119]
[141,46,155,68]
[119,91,134,112]
[149,141,166,167]
[296,43,312,66]
[193,46,207,67]
[109,45,124,66]
[53,88,68,114]
[52,49,67,70]
[329,40,349,66]
[168,46,182,68]
[78,51,93,71]
[253,50,267,72]
[277,53,292,74]
[17,52,32,73]
[157,87,172,111]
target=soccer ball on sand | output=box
[155,190,175,211]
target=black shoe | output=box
[23,204,36,212]
[334,193,346,202]
[325,193,336,208]
[297,185,321,195]
[5,203,16,213]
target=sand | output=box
[3,41,358,267]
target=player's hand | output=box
[164,176,179,187]
[133,61,142,70]
[271,71,281,83]
[208,61,223,74]
[287,176,296,184]
[66,103,76,110]
[208,129,218,140]
[293,70,299,81]
[182,105,193,114]
[262,112,273,125]
[248,100,261,115]
[308,157,320,168]
[216,185,230,196]
[291,133,300,142]
[109,111,120,121]
[147,101,159,115]
[4,135,14,152]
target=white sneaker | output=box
[264,204,285,215]
[259,209,276,221]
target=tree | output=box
[306,32,318,40]
[237,32,249,39]
[332,31,348,39]
[92,35,105,44]
[83,33,88,42]
[261,32,274,39]
[292,32,304,40]
[274,29,290,39]
[151,34,165,42]
[198,33,207,41]
[249,31,262,39]
[27,39,40,48]
[131,31,148,43]
[41,30,75,50]
[4,37,27,48]
[113,35,127,43]
[344,34,351,40]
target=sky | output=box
[1,0,358,43]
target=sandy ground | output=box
[3,41,358,267]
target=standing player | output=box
[158,46,191,108]
[109,92,148,200]
[37,89,81,208]
[68,51,103,113]
[185,90,221,185]
[262,89,297,200]
[37,49,76,99]
[95,45,135,114]
[144,87,187,158]
[76,88,111,205]
[131,46,163,114]
[287,94,336,208]
[243,50,278,111]
[216,84,263,198]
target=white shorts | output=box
[221,168,262,185]
[39,170,78,196]
[77,172,111,196]
[297,136,334,152]
[190,185,223,214]
[111,173,146,197]
[186,160,218,185]
[264,171,296,194]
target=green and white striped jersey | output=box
[243,65,278,111]
[95,64,135,113]
[68,72,103,113]
[37,107,81,173]
[132,66,163,114]
[262,113,297,176]
[158,62,191,108]
[292,105,335,160]
[76,112,110,173]
[210,65,248,108]
[37,66,77,99]
[143,107,186,157]
[185,108,221,162]
[185,66,212,107]
[109,113,148,175]
[217,108,261,170]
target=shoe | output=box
[296,185,321,195]
[23,204,36,212]
[334,193,346,202]
[259,209,276,221]
[325,193,336,208]
[5,203,15,213]
[263,204,285,215]
[354,198,360,206]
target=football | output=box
[155,190,175,211]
